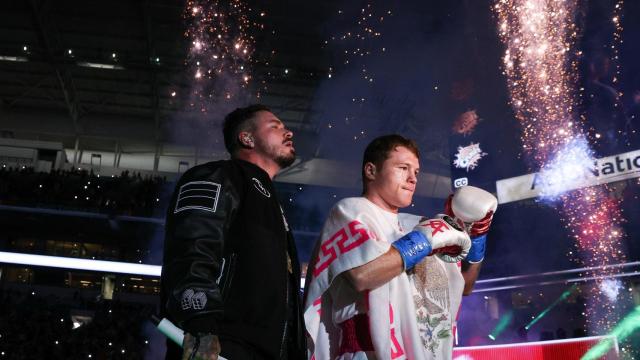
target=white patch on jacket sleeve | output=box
[192,291,207,310]
[181,289,194,310]
[174,181,221,214]
[180,289,208,310]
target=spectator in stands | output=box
[0,166,169,217]
[0,288,153,359]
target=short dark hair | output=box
[223,104,272,155]
[362,134,420,189]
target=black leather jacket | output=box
[161,159,305,359]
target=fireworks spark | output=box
[535,136,595,199]
[494,0,583,164]
[182,0,264,113]
[599,278,623,303]
[327,3,389,82]
[323,3,393,141]
[494,0,628,334]
[610,0,624,86]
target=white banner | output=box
[496,148,640,204]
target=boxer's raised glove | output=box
[392,214,471,269]
[442,186,498,263]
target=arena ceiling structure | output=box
[0,0,455,198]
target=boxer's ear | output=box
[364,162,377,181]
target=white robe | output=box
[400,214,465,360]
[304,197,465,360]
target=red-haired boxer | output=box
[304,134,497,360]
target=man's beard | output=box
[275,151,296,168]
[256,138,296,168]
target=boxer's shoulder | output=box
[332,197,370,213]
[324,197,371,222]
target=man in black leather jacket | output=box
[161,104,306,359]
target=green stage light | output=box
[581,306,640,360]
[489,311,513,340]
[525,284,577,331]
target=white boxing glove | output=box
[445,186,498,237]
[392,214,471,268]
[391,214,471,270]
[443,185,498,263]
[413,214,471,263]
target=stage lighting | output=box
[582,306,640,360]
[0,251,161,276]
[488,311,513,340]
[525,284,577,331]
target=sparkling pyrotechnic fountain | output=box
[493,0,630,341]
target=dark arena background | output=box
[1,0,639,359]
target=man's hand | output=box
[182,333,221,360]
[444,186,497,237]
[443,186,497,262]
[392,215,471,268]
